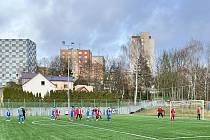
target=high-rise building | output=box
[60,49,92,79]
[130,32,155,72]
[91,56,105,83]
[0,39,37,86]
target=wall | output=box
[22,74,56,97]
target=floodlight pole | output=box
[62,41,74,114]
[134,41,141,106]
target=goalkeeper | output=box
[197,106,201,120]
[157,106,163,118]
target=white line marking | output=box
[32,120,210,140]
[32,120,158,140]
[32,120,77,127]
[73,122,158,140]
[163,136,210,140]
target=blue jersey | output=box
[18,109,23,116]
[6,111,10,117]
[86,110,90,116]
[92,110,94,116]
[70,110,74,117]
[106,109,111,116]
[51,110,55,116]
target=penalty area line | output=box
[73,122,158,140]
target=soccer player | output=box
[95,107,100,121]
[78,107,83,120]
[157,106,163,118]
[106,107,111,122]
[91,108,95,121]
[197,106,201,120]
[51,108,56,120]
[86,107,90,121]
[75,107,79,120]
[171,107,175,121]
[70,106,74,122]
[55,108,60,120]
[22,108,26,120]
[99,108,103,120]
[6,109,11,121]
[18,107,24,124]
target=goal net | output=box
[170,100,204,120]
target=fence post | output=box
[118,99,120,114]
[24,98,25,108]
[39,99,41,116]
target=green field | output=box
[0,115,210,140]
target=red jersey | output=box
[171,108,175,115]
[157,107,163,113]
[197,107,201,114]
[55,109,60,115]
[74,108,79,116]
[78,108,83,115]
[95,108,99,116]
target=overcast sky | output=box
[0,0,210,59]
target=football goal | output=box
[170,100,204,120]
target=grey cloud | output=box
[0,0,210,59]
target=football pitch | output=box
[0,115,210,140]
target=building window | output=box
[149,36,152,39]
[84,51,87,54]
[79,51,82,54]
[41,81,45,86]
[64,84,68,88]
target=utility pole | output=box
[62,41,74,114]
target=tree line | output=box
[36,38,210,101]
[3,84,120,102]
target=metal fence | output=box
[0,99,126,108]
[0,99,168,116]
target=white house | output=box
[22,73,56,97]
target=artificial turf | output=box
[0,114,210,140]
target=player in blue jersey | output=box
[106,107,112,122]
[91,108,95,121]
[86,107,90,121]
[6,109,11,121]
[70,106,74,122]
[51,108,56,120]
[18,107,24,124]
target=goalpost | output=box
[170,100,205,120]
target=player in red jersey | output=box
[78,107,83,120]
[95,107,100,121]
[197,106,201,120]
[171,107,175,121]
[157,106,163,118]
[55,108,60,120]
[74,107,78,119]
